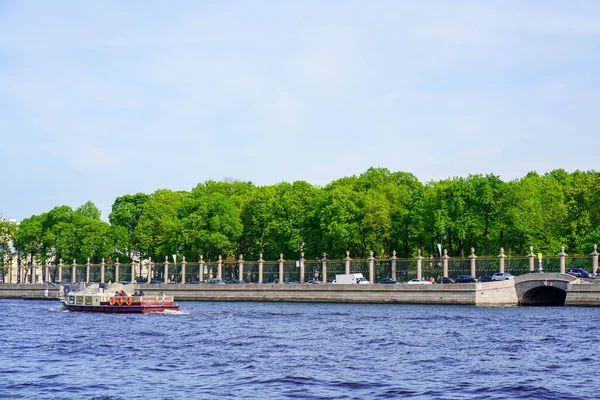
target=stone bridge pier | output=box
[514,273,579,306]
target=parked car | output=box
[436,277,455,284]
[379,278,399,284]
[284,281,299,284]
[491,272,514,281]
[480,276,493,282]
[188,281,204,284]
[226,279,246,284]
[455,275,477,283]
[567,268,592,278]
[149,280,163,284]
[119,281,130,285]
[307,280,324,284]
[407,278,432,285]
[208,278,225,284]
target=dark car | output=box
[436,277,454,284]
[119,281,130,285]
[307,279,324,284]
[455,275,477,283]
[149,280,163,284]
[379,278,399,284]
[480,276,493,282]
[567,268,591,278]
[226,279,246,284]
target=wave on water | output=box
[3,300,599,400]
[147,309,189,315]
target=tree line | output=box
[3,167,599,266]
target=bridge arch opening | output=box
[520,286,567,306]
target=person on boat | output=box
[133,291,139,296]
[119,290,126,297]
[114,291,121,296]
[160,291,166,305]
[139,290,145,296]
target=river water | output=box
[1,299,598,399]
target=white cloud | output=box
[1,1,599,220]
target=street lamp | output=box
[298,241,304,282]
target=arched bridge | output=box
[514,273,579,306]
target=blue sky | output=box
[1,1,599,221]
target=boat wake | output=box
[150,309,189,315]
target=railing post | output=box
[115,259,120,283]
[278,254,284,284]
[559,246,567,274]
[70,259,76,283]
[592,244,599,276]
[100,258,105,283]
[498,248,505,273]
[164,256,170,283]
[130,259,136,283]
[528,246,535,272]
[147,257,153,283]
[258,253,264,283]
[321,252,327,283]
[58,259,63,283]
[416,249,422,280]
[238,255,244,282]
[84,258,89,283]
[368,251,375,283]
[7,260,12,284]
[199,255,205,282]
[180,256,186,284]
[216,255,222,280]
[469,248,477,278]
[442,249,450,278]
[391,250,397,280]
[344,251,351,274]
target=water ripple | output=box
[1,300,599,399]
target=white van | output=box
[332,273,371,284]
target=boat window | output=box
[85,297,92,305]
[68,296,75,304]
[76,297,83,305]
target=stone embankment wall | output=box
[0,284,62,299]
[565,283,600,306]
[3,280,600,307]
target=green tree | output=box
[134,190,187,260]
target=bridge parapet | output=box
[514,273,579,285]
[514,273,579,305]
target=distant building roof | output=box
[0,217,19,225]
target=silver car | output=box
[491,272,514,281]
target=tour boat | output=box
[63,290,179,313]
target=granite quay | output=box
[2,245,600,307]
[3,273,600,307]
